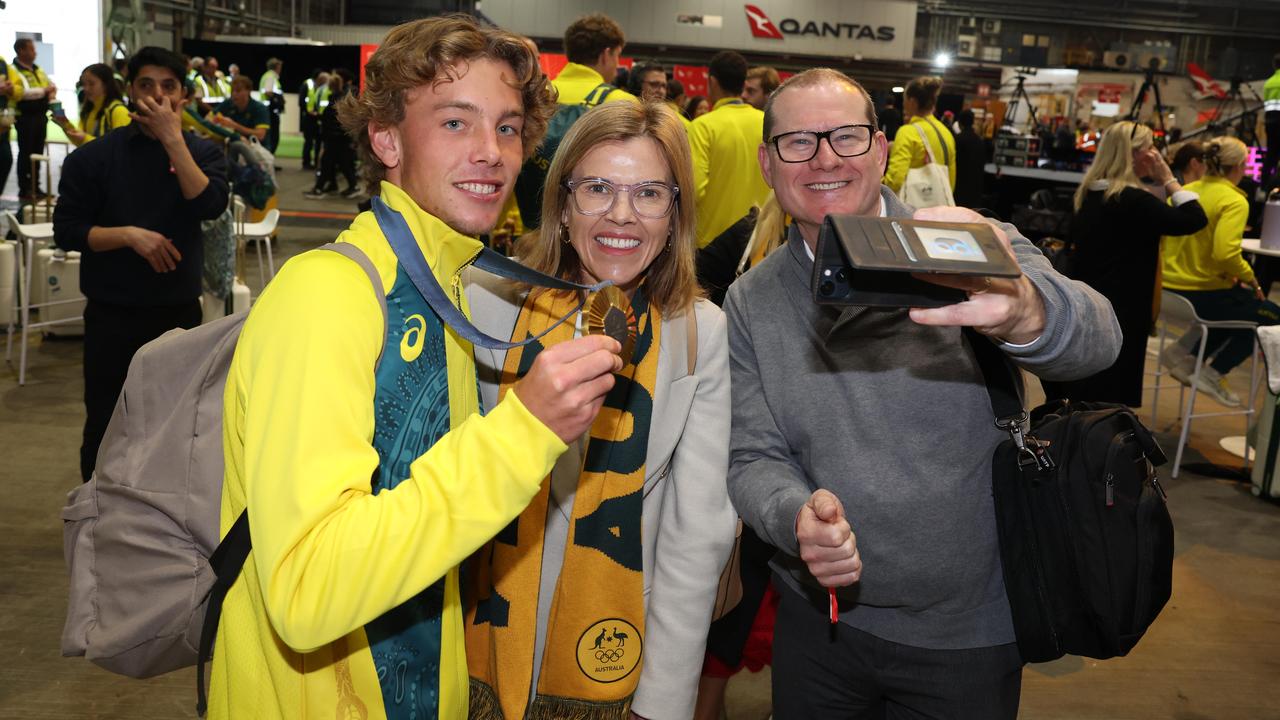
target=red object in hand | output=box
[829,587,838,624]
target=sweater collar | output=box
[1200,174,1248,199]
[557,63,607,85]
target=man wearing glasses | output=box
[724,68,1120,718]
[53,46,229,482]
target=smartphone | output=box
[49,100,66,121]
[813,215,1022,308]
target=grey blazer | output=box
[466,268,736,719]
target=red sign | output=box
[674,65,709,98]
[359,44,378,90]
[744,4,783,40]
[538,53,633,80]
[539,52,569,79]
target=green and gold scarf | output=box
[467,286,660,720]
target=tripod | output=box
[1003,73,1041,134]
[1208,76,1264,146]
[1126,64,1167,142]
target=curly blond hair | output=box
[337,15,556,195]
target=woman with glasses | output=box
[1043,121,1207,407]
[464,100,736,720]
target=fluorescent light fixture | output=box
[935,53,952,68]
[892,86,905,93]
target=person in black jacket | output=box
[52,47,229,481]
[1044,121,1207,407]
[953,109,987,208]
[305,70,358,199]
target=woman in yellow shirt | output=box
[56,64,129,146]
[1161,136,1280,406]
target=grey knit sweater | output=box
[724,187,1121,650]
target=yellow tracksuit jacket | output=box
[550,62,637,106]
[884,115,957,194]
[1163,175,1253,290]
[688,97,771,248]
[211,181,566,719]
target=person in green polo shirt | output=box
[213,76,270,142]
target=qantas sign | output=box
[744,4,896,43]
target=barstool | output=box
[1149,290,1261,478]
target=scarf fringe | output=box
[469,679,632,720]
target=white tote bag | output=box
[898,121,956,209]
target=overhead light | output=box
[892,86,905,93]
[935,53,952,69]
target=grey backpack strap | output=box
[321,242,389,368]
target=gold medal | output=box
[585,286,637,366]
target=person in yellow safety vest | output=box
[195,56,230,105]
[0,56,14,193]
[301,71,329,169]
[552,13,637,107]
[9,37,56,199]
[56,63,131,146]
[688,50,770,249]
[884,76,957,198]
[256,57,284,152]
[1262,52,1280,186]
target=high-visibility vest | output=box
[306,83,330,114]
[1265,69,1280,114]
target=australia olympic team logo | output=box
[575,618,642,683]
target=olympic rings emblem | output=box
[594,648,625,663]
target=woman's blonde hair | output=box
[738,192,786,275]
[1203,136,1248,177]
[515,101,701,315]
[1073,120,1150,211]
[337,15,555,195]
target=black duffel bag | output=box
[967,330,1175,663]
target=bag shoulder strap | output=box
[926,119,951,166]
[686,304,698,376]
[962,327,1023,423]
[196,510,249,717]
[914,120,949,167]
[320,242,389,369]
[584,83,616,107]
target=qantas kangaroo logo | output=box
[744,5,783,39]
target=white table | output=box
[1241,238,1278,257]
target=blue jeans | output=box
[1169,287,1280,374]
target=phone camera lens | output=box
[819,281,835,297]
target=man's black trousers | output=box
[80,299,202,482]
[771,582,1023,720]
[15,111,46,197]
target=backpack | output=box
[60,244,387,685]
[513,83,615,228]
[899,121,956,209]
[968,331,1175,663]
[227,138,276,210]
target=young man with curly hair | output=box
[208,16,623,719]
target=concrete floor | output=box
[3,161,1280,719]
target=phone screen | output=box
[916,227,987,263]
